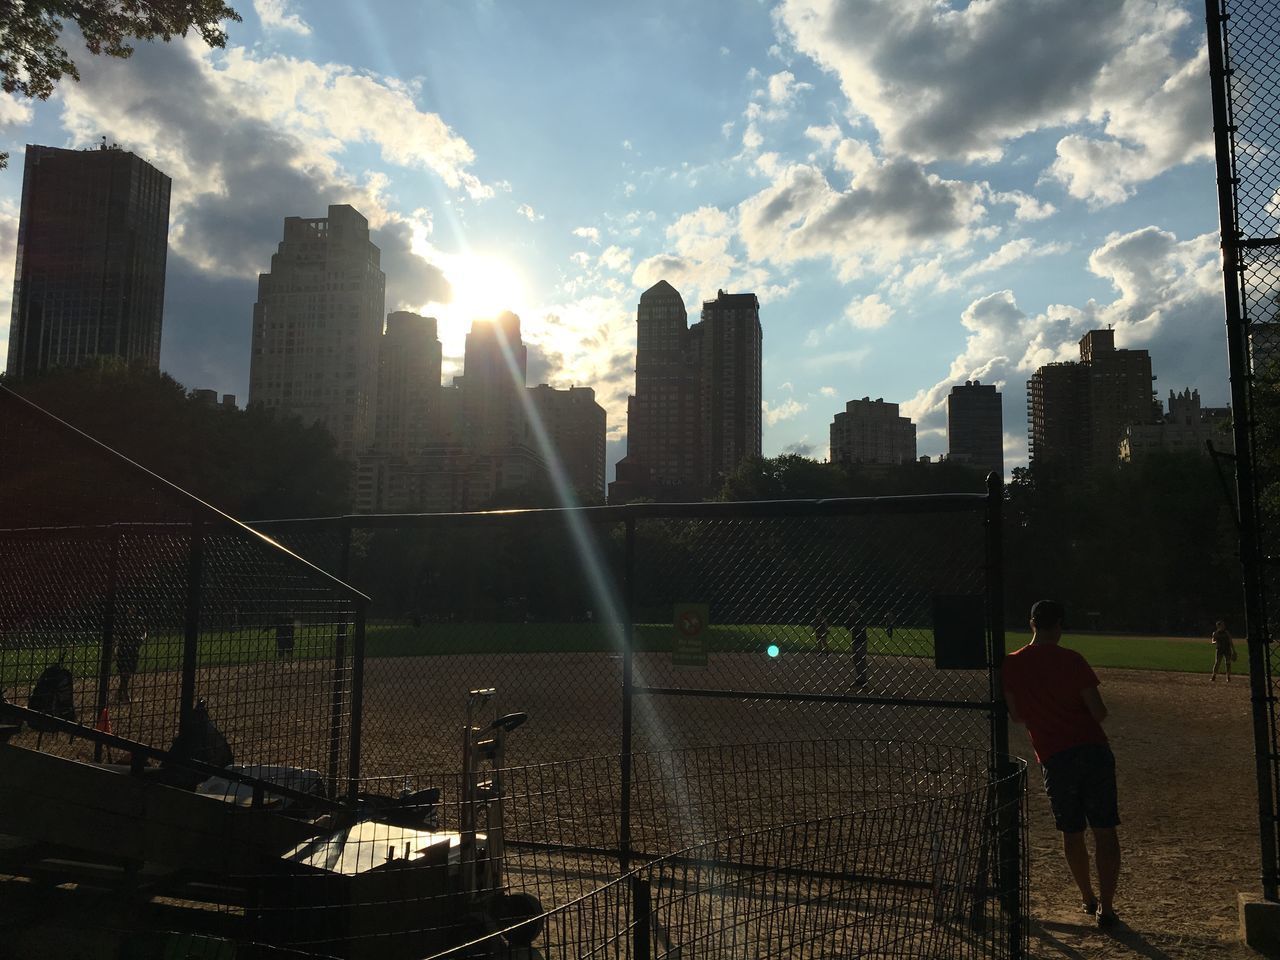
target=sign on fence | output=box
[672,603,709,667]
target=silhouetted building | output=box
[947,380,1003,477]
[830,398,916,465]
[695,289,763,490]
[1028,329,1159,472]
[612,280,702,500]
[248,204,386,461]
[528,384,607,500]
[461,311,529,451]
[610,281,762,502]
[1120,388,1233,461]
[375,311,442,457]
[6,144,171,378]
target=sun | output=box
[441,252,530,326]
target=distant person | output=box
[1210,620,1237,683]
[846,602,868,687]
[813,606,829,655]
[884,608,896,640]
[114,603,146,704]
[275,616,295,659]
[1002,600,1122,929]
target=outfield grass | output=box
[1,623,1242,686]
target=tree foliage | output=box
[5,360,350,519]
[0,0,240,166]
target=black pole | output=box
[179,517,204,740]
[620,517,636,874]
[327,518,353,796]
[94,530,121,762]
[1205,0,1280,901]
[347,600,366,804]
[631,875,651,960]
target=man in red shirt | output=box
[1002,600,1121,928]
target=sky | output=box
[0,0,1231,478]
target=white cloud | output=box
[804,123,842,151]
[599,245,632,273]
[767,71,813,107]
[570,251,592,267]
[0,200,19,362]
[819,386,837,397]
[253,0,311,34]
[622,139,633,151]
[572,226,600,244]
[516,203,539,221]
[956,238,1069,282]
[988,188,1056,222]
[844,292,892,330]
[777,0,1208,198]
[0,94,32,127]
[763,397,807,425]
[737,141,986,280]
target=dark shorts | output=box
[1041,742,1120,833]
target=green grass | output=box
[1,623,1243,687]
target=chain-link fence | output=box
[1205,0,1280,901]
[0,384,368,797]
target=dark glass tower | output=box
[6,144,171,378]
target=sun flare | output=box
[442,252,530,327]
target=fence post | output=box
[179,517,204,740]
[620,516,636,874]
[1204,0,1280,902]
[327,518,354,797]
[985,473,1022,957]
[631,874,651,960]
[94,530,121,762]
[347,599,366,803]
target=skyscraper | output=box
[695,290,763,490]
[528,383,607,501]
[6,144,171,378]
[610,282,763,502]
[1027,329,1159,472]
[830,398,917,465]
[947,381,1004,477]
[374,311,442,457]
[460,311,529,450]
[612,280,702,499]
[248,205,386,460]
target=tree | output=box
[0,0,240,165]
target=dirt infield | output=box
[1018,668,1258,960]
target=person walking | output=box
[1210,619,1237,683]
[1002,600,1122,929]
[114,603,146,704]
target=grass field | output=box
[0,622,1242,687]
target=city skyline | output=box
[0,0,1229,482]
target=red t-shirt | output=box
[1001,643,1107,762]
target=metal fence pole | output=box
[93,530,121,762]
[631,874,651,960]
[347,599,367,803]
[620,517,636,874]
[1204,0,1280,901]
[327,518,354,796]
[180,517,204,739]
[986,473,1023,957]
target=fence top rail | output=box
[0,386,371,605]
[249,490,994,531]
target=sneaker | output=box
[1082,899,1098,917]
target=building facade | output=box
[1027,329,1159,472]
[528,383,607,501]
[248,205,386,461]
[374,311,442,458]
[696,290,763,490]
[830,398,917,466]
[1119,388,1233,461]
[610,281,762,502]
[6,144,171,378]
[946,380,1004,477]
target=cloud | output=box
[988,188,1056,222]
[763,397,807,425]
[783,440,816,456]
[0,93,32,127]
[599,245,632,273]
[767,70,813,107]
[819,385,837,397]
[777,0,1208,197]
[844,292,892,329]
[253,0,311,35]
[516,202,540,221]
[0,201,19,363]
[737,141,986,280]
[901,225,1224,463]
[804,123,842,151]
[572,226,600,245]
